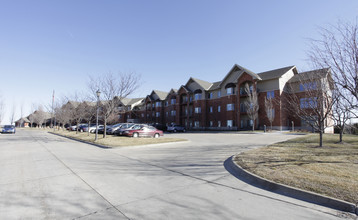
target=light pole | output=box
[95,89,101,141]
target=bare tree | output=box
[0,93,5,125]
[284,69,335,147]
[307,19,358,108]
[9,103,16,125]
[54,97,71,130]
[19,102,24,127]
[244,83,259,131]
[332,89,354,143]
[88,71,141,138]
[28,103,37,128]
[34,105,47,128]
[264,97,275,130]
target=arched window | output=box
[194,89,202,100]
[225,83,236,95]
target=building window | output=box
[209,106,213,113]
[194,121,200,127]
[218,105,221,112]
[227,120,233,127]
[166,112,169,117]
[241,120,244,128]
[300,82,317,91]
[208,92,213,99]
[141,113,144,118]
[218,121,221,127]
[240,103,246,112]
[171,110,176,116]
[227,103,234,111]
[127,115,130,119]
[218,91,221,98]
[209,121,213,127]
[195,107,201,114]
[165,101,168,107]
[119,115,122,119]
[194,93,202,100]
[300,97,317,109]
[156,112,160,117]
[182,96,188,103]
[226,87,234,95]
[171,98,176,105]
[267,91,274,99]
[146,114,149,118]
[156,101,161,107]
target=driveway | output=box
[0,130,350,219]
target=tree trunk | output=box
[87,121,90,136]
[252,119,255,132]
[103,118,107,138]
[319,130,323,147]
[339,129,343,143]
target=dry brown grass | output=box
[234,134,358,204]
[50,130,187,147]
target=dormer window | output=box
[225,83,236,95]
[194,89,202,100]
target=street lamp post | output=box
[95,89,101,141]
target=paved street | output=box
[0,130,352,219]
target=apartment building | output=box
[118,64,334,132]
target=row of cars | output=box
[67,123,164,138]
[67,123,187,138]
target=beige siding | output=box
[279,69,296,92]
[257,79,279,92]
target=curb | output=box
[225,155,358,215]
[48,132,111,149]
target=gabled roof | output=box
[148,90,168,101]
[178,85,191,93]
[188,77,213,91]
[288,68,330,83]
[219,64,261,87]
[258,66,297,80]
[83,101,96,107]
[165,88,178,99]
[208,81,221,91]
[127,97,145,106]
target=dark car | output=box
[122,125,163,138]
[151,123,167,131]
[106,123,123,135]
[167,124,186,132]
[114,123,135,136]
[2,125,16,134]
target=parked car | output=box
[151,123,167,131]
[167,124,186,132]
[81,124,97,133]
[122,125,163,138]
[93,125,104,133]
[68,125,77,131]
[107,123,123,135]
[79,124,90,132]
[2,125,16,134]
[114,123,137,136]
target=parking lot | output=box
[0,130,348,219]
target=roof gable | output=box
[258,66,297,80]
[219,64,261,87]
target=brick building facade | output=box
[117,64,333,133]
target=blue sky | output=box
[1,0,357,124]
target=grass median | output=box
[50,130,187,147]
[234,134,358,204]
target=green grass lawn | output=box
[234,134,358,204]
[50,130,187,147]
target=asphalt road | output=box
[0,130,353,219]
